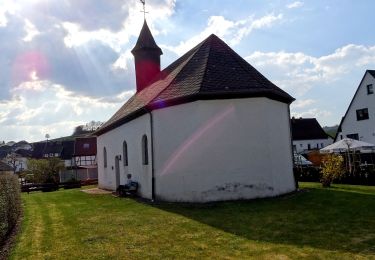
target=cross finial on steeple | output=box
[140,0,149,20]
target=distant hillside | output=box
[323,125,339,138]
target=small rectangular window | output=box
[307,144,311,150]
[83,143,90,149]
[346,133,359,140]
[367,84,374,95]
[356,108,369,121]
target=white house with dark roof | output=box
[95,20,297,202]
[291,118,333,154]
[335,70,375,144]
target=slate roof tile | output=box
[0,161,13,172]
[97,34,294,135]
[291,118,329,140]
[368,70,375,78]
[131,21,162,55]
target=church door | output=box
[115,155,121,188]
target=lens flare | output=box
[161,105,235,176]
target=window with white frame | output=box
[367,84,373,95]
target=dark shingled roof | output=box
[131,21,162,55]
[97,34,294,135]
[368,70,375,78]
[291,118,329,141]
[15,149,32,157]
[31,140,74,160]
[0,161,13,172]
[61,141,75,160]
[31,142,46,159]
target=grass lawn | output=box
[10,183,375,259]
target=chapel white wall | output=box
[152,98,296,202]
[97,114,152,199]
[337,72,375,143]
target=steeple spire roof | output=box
[131,20,162,55]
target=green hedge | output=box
[0,173,21,245]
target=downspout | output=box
[288,106,298,190]
[144,108,156,201]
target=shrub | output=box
[320,154,345,187]
[27,158,64,184]
[0,173,21,245]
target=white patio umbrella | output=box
[320,138,375,173]
[320,138,375,153]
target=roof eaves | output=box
[95,108,148,136]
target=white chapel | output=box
[96,20,297,202]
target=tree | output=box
[27,158,64,184]
[72,121,104,136]
[83,120,103,131]
[5,153,22,174]
[72,125,88,136]
[320,154,345,187]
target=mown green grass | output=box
[10,183,375,259]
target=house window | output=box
[123,141,128,166]
[356,108,369,121]
[346,133,359,140]
[103,147,107,168]
[321,143,324,148]
[299,144,303,147]
[367,84,374,95]
[307,144,311,150]
[83,143,90,149]
[142,135,148,165]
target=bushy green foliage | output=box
[320,154,345,187]
[27,158,64,183]
[0,173,21,244]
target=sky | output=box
[1,0,375,142]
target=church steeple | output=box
[131,20,163,92]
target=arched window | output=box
[142,135,148,165]
[123,141,128,166]
[103,147,107,168]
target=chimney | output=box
[131,20,162,92]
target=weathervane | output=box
[140,0,149,20]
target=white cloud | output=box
[1,79,134,142]
[291,99,316,109]
[112,50,133,71]
[62,0,176,52]
[246,44,375,96]
[164,13,283,56]
[287,1,304,9]
[291,108,331,119]
[0,0,18,27]
[23,19,39,42]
